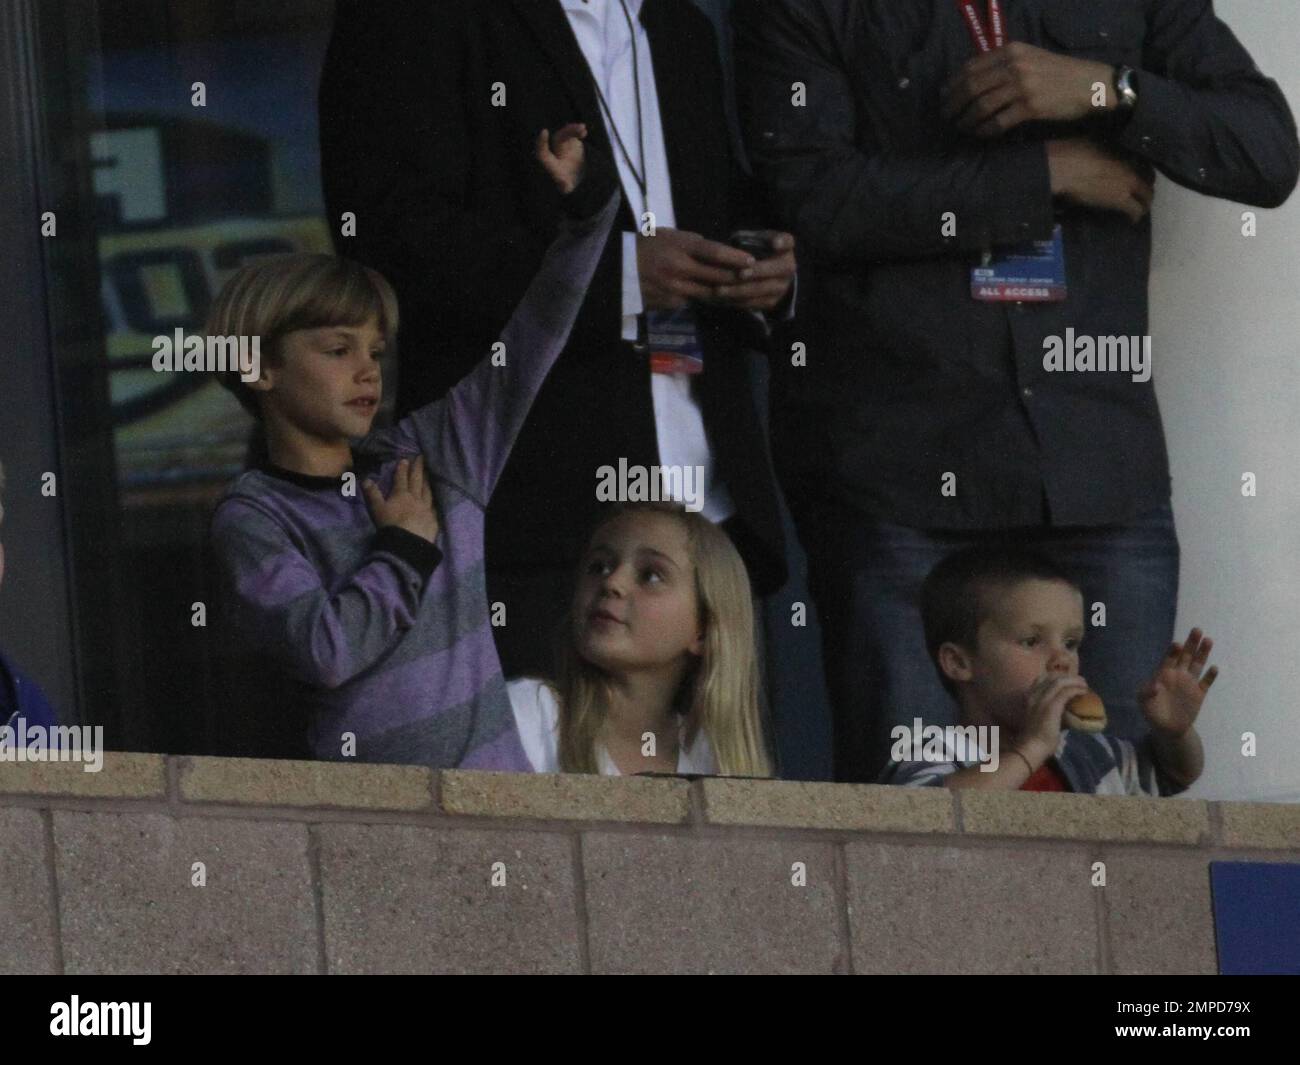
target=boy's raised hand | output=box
[535,123,588,196]
[363,457,440,545]
[1139,628,1218,736]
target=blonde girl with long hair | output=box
[508,501,772,777]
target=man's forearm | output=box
[1110,2,1299,207]
[759,141,1058,265]
[735,0,1059,266]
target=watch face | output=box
[1117,67,1138,108]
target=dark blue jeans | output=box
[798,498,1180,782]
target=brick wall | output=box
[2,755,1297,973]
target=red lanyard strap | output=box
[955,0,1005,53]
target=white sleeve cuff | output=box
[622,230,643,342]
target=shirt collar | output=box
[559,0,646,21]
[256,451,382,490]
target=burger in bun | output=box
[1062,690,1107,733]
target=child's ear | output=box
[937,641,974,684]
[688,625,705,657]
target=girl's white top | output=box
[507,676,717,775]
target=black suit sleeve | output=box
[318,0,553,391]
[678,0,788,350]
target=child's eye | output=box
[1020,636,1038,648]
[587,559,612,576]
[641,568,664,584]
[328,346,348,357]
[1066,639,1081,651]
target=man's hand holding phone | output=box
[718,229,796,312]
[636,228,753,310]
[637,228,796,313]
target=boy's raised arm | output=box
[212,499,440,690]
[376,138,621,505]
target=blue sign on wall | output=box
[1211,861,1300,975]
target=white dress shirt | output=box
[561,0,736,523]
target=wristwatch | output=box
[1114,65,1139,111]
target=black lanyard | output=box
[585,0,649,218]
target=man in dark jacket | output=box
[319,0,795,681]
[735,0,1298,781]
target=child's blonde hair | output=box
[204,253,399,417]
[552,501,772,777]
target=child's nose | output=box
[1046,646,1074,673]
[600,566,629,596]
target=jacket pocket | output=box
[1039,0,1146,65]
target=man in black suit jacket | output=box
[319,0,793,680]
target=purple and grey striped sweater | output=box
[210,186,619,770]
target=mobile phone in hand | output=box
[730,229,777,259]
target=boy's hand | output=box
[535,123,588,196]
[1017,673,1089,766]
[1139,628,1218,737]
[363,457,440,545]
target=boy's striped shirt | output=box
[879,729,1186,797]
[210,186,619,770]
